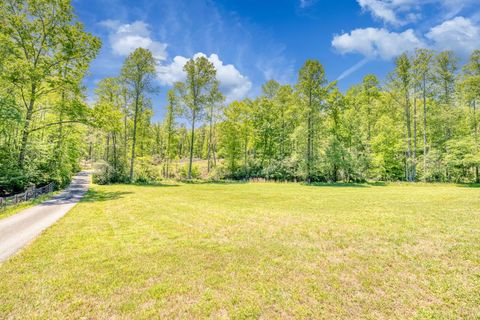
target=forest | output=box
[1,0,480,196]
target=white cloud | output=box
[157,53,252,102]
[100,20,168,61]
[331,15,480,80]
[357,0,405,25]
[426,16,480,56]
[332,27,424,60]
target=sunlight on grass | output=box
[0,183,479,318]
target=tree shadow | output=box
[80,189,134,202]
[131,182,180,188]
[179,179,248,185]
[303,181,388,188]
[456,183,480,188]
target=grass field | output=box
[0,182,479,319]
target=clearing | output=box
[0,182,479,319]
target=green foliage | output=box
[179,164,200,179]
[173,56,218,179]
[134,157,161,184]
[1,2,479,186]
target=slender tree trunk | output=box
[129,93,140,182]
[88,142,93,161]
[244,133,248,176]
[124,112,128,167]
[188,110,196,179]
[367,96,371,143]
[18,84,37,168]
[113,132,118,173]
[56,94,65,166]
[413,91,417,181]
[474,100,479,183]
[281,106,286,159]
[165,129,171,178]
[207,105,214,173]
[405,90,412,181]
[106,133,110,179]
[212,138,217,167]
[306,91,312,183]
[423,73,428,181]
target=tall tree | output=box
[120,48,157,182]
[93,77,123,180]
[162,90,178,178]
[206,82,224,173]
[461,50,480,182]
[412,49,433,180]
[296,60,330,182]
[0,0,100,168]
[175,56,217,179]
[393,53,414,181]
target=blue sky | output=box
[72,0,480,120]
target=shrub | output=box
[134,157,161,184]
[179,164,200,179]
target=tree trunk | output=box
[306,91,312,183]
[188,110,196,179]
[165,129,171,178]
[474,100,479,183]
[112,132,118,173]
[18,84,37,168]
[207,105,214,173]
[405,90,412,181]
[413,91,417,181]
[423,73,428,181]
[244,134,248,176]
[124,112,128,166]
[129,93,140,182]
[106,133,110,179]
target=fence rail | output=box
[0,182,55,211]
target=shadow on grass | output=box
[81,189,134,202]
[303,181,388,188]
[130,182,180,188]
[456,183,480,188]
[179,179,248,185]
[179,179,389,187]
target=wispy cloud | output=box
[299,0,318,9]
[336,58,371,81]
[357,0,478,26]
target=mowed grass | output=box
[0,182,479,319]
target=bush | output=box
[134,157,161,184]
[92,161,112,185]
[179,164,200,179]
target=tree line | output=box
[90,48,480,184]
[1,1,479,196]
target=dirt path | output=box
[0,171,90,263]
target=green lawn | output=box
[1,182,479,319]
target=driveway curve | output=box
[0,171,90,263]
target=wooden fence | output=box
[0,182,55,211]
